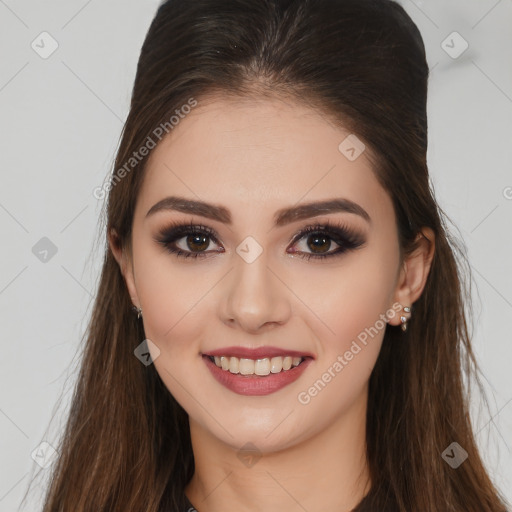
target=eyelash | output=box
[153,219,366,261]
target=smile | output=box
[202,354,312,396]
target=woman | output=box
[36,0,509,510]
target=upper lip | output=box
[203,346,315,360]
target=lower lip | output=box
[203,355,313,396]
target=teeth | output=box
[255,358,270,376]
[229,357,239,374]
[211,355,303,375]
[239,358,254,375]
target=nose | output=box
[219,249,292,334]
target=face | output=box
[114,94,409,453]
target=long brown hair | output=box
[27,0,509,510]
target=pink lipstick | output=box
[202,346,314,396]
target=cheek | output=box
[132,244,210,356]
[290,244,399,404]
[297,250,397,346]
[292,260,396,417]
[132,250,212,413]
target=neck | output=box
[184,391,371,512]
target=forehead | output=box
[136,95,393,227]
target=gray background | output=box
[0,0,511,510]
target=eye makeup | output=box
[152,218,366,261]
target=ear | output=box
[108,228,140,309]
[387,227,435,327]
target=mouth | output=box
[201,352,313,396]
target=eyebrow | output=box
[145,195,371,226]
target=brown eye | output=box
[154,222,221,259]
[183,233,211,252]
[305,233,336,254]
[288,221,366,261]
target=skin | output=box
[110,94,435,512]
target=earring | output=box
[132,305,143,319]
[400,305,411,332]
